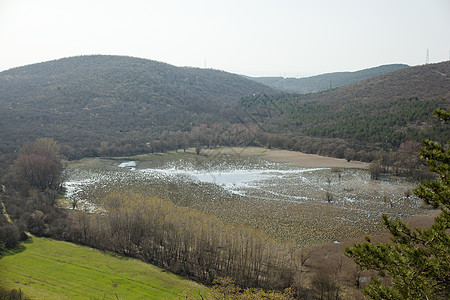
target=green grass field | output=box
[0,237,209,299]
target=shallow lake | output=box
[135,164,325,196]
[63,152,427,245]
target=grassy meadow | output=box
[0,237,208,299]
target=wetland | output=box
[63,147,427,246]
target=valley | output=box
[1,55,448,299]
[63,147,427,246]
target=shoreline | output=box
[205,147,368,169]
[263,149,368,169]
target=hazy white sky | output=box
[1,0,449,77]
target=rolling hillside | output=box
[0,237,208,299]
[241,61,450,150]
[0,55,272,155]
[0,56,448,160]
[249,64,409,93]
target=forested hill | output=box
[297,61,450,107]
[0,55,272,155]
[241,61,450,153]
[250,64,409,93]
[1,55,448,161]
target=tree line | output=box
[66,191,300,290]
[55,120,433,184]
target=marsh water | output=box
[63,152,427,245]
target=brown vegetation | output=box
[66,191,300,290]
[263,149,367,168]
[10,138,63,192]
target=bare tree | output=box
[12,140,63,193]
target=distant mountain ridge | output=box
[241,61,450,151]
[249,64,409,93]
[300,61,450,106]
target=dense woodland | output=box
[0,55,272,158]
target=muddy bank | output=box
[202,147,368,169]
[216,147,368,169]
[264,150,368,168]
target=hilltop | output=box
[0,55,272,156]
[249,64,409,93]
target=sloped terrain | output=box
[0,55,272,154]
[250,64,409,93]
[1,56,448,159]
[0,237,208,299]
[241,61,450,149]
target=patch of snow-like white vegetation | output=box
[118,161,137,170]
[63,156,424,242]
[137,166,325,195]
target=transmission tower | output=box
[426,49,429,64]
